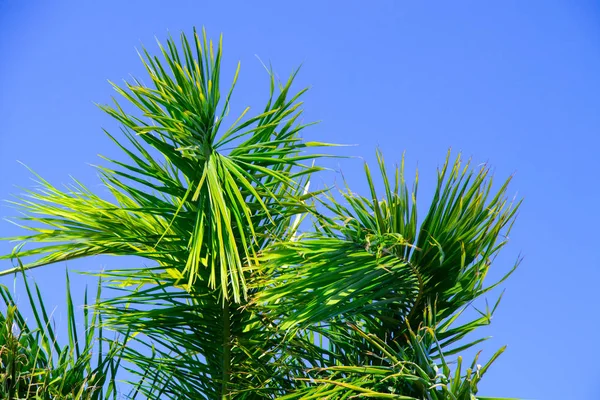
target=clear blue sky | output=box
[1,2,599,399]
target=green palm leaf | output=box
[0,268,125,399]
[1,28,333,398]
[250,150,520,398]
[1,28,330,304]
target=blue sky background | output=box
[1,1,599,399]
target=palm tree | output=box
[0,28,520,399]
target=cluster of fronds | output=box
[0,272,123,399]
[0,28,520,399]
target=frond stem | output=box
[221,300,231,399]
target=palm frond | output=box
[278,306,514,400]
[0,267,125,399]
[1,28,330,304]
[250,150,520,395]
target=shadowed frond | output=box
[278,306,518,400]
[0,268,125,399]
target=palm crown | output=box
[0,28,520,400]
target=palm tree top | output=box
[0,28,521,399]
